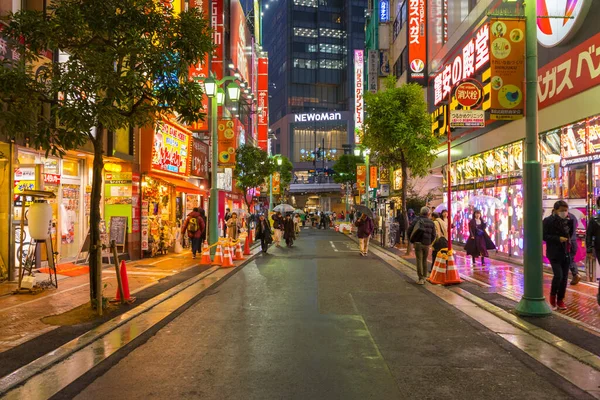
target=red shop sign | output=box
[454,80,483,108]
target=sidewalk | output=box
[0,248,203,355]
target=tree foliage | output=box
[363,76,435,218]
[275,156,294,194]
[234,145,275,209]
[332,154,363,184]
[0,0,213,306]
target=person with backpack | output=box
[407,207,436,285]
[431,211,449,272]
[585,196,600,306]
[182,207,206,259]
[355,214,374,256]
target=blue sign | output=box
[379,0,390,22]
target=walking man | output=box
[355,213,374,256]
[568,211,581,285]
[407,207,436,285]
[255,214,273,253]
[543,200,573,310]
[181,207,206,259]
[585,196,600,306]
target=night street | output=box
[34,230,587,400]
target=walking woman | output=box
[283,214,296,247]
[226,212,241,241]
[255,214,273,253]
[465,209,496,265]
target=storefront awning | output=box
[148,173,204,195]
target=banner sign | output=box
[354,50,364,144]
[379,167,390,184]
[217,119,237,166]
[368,50,379,93]
[489,19,525,120]
[356,164,366,194]
[450,110,486,128]
[230,0,251,82]
[393,169,402,191]
[257,57,269,151]
[211,0,224,79]
[191,138,209,178]
[272,172,280,195]
[188,0,210,132]
[379,0,390,22]
[379,50,390,76]
[369,166,378,188]
[151,121,191,177]
[407,0,427,83]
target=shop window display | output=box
[141,177,175,257]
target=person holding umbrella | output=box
[355,213,374,256]
[465,209,496,265]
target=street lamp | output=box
[269,154,282,213]
[194,74,241,254]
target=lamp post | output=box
[269,154,282,213]
[194,75,241,254]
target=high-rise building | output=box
[263,0,368,182]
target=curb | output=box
[345,233,600,372]
[0,244,262,395]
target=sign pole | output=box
[515,6,552,316]
[446,98,452,251]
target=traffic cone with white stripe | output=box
[444,251,462,285]
[200,243,212,265]
[427,250,447,285]
[221,244,235,267]
[212,244,223,266]
[234,241,245,260]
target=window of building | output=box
[294,0,318,7]
[294,27,318,38]
[294,58,317,69]
[319,43,346,54]
[308,44,318,52]
[319,59,345,69]
[319,28,346,38]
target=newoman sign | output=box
[294,112,342,122]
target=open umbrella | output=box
[468,195,503,208]
[231,208,248,218]
[294,209,306,215]
[273,204,294,213]
[353,204,373,218]
[434,202,463,213]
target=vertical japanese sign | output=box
[230,0,251,82]
[379,167,390,184]
[408,0,427,84]
[191,138,209,178]
[489,19,525,120]
[368,50,379,93]
[257,57,269,151]
[217,119,237,165]
[272,172,280,195]
[354,50,364,144]
[356,164,366,194]
[211,0,224,79]
[369,166,378,188]
[188,0,210,132]
[379,0,390,22]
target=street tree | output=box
[275,156,294,201]
[234,145,275,211]
[332,154,363,184]
[0,0,213,308]
[363,76,436,224]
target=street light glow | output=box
[228,82,241,101]
[216,88,225,106]
[204,77,217,97]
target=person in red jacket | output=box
[182,207,206,259]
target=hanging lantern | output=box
[28,200,53,240]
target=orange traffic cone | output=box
[243,237,251,255]
[248,228,253,244]
[234,241,245,260]
[221,245,235,267]
[200,243,212,265]
[427,251,447,285]
[444,251,462,285]
[212,245,223,266]
[115,260,132,302]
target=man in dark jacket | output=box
[585,196,600,306]
[255,214,273,253]
[543,200,574,310]
[272,211,283,247]
[407,207,436,285]
[355,214,374,256]
[182,207,206,259]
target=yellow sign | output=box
[272,172,281,195]
[356,164,366,194]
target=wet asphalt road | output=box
[62,229,584,400]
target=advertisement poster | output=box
[561,121,587,158]
[272,172,281,195]
[568,165,587,199]
[354,50,364,144]
[188,0,210,132]
[141,200,149,251]
[217,119,237,165]
[132,173,140,233]
[230,0,252,82]
[393,169,402,191]
[356,164,366,194]
[191,138,209,178]
[151,121,191,176]
[257,57,269,150]
[407,0,427,83]
[369,166,378,188]
[489,19,525,120]
[211,0,224,80]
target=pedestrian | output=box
[255,214,273,253]
[406,209,416,255]
[181,207,206,259]
[396,210,407,244]
[198,208,207,249]
[284,214,296,247]
[407,207,436,285]
[293,213,301,236]
[543,200,574,310]
[272,211,283,247]
[355,213,374,256]
[226,212,241,241]
[568,211,581,285]
[223,208,231,237]
[585,197,600,305]
[465,209,496,265]
[431,211,449,272]
[341,211,345,221]
[349,211,355,223]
